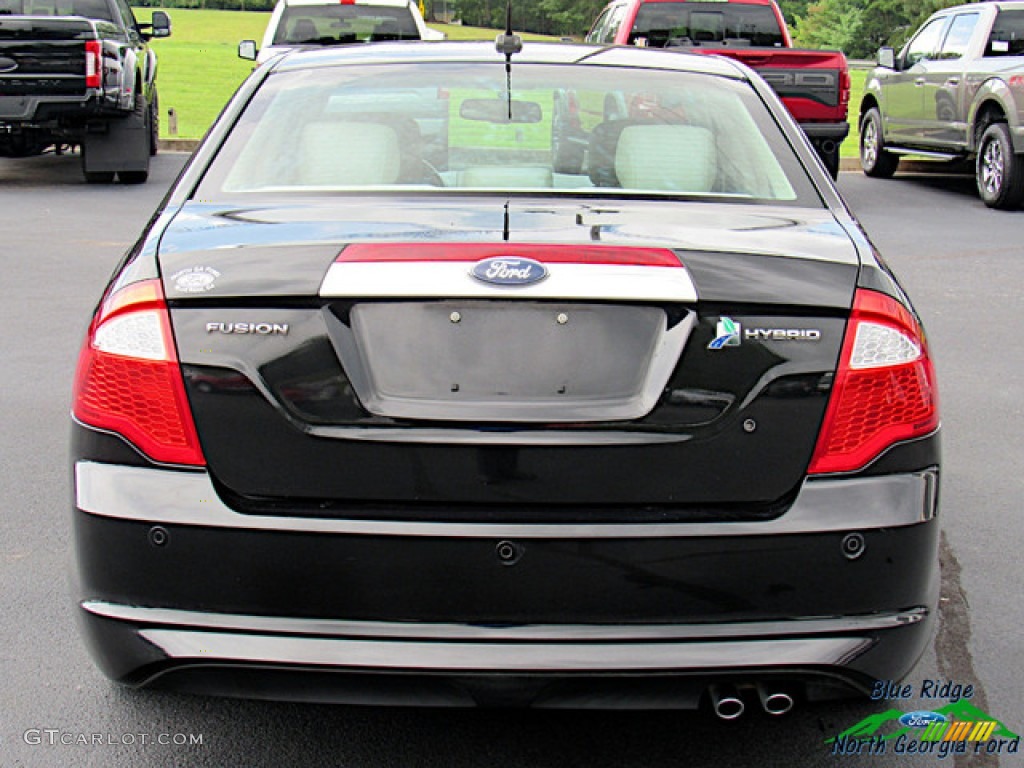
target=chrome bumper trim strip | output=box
[83,601,927,641]
[137,629,872,672]
[75,461,937,539]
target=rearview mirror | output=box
[238,39,258,61]
[878,46,896,70]
[459,98,542,124]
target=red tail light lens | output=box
[808,289,938,475]
[84,40,101,89]
[73,278,205,466]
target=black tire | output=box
[149,88,159,157]
[0,135,49,157]
[84,171,116,184]
[859,107,899,178]
[820,144,840,180]
[976,122,1024,210]
[118,169,149,184]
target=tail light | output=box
[839,69,852,107]
[84,40,101,89]
[73,278,205,467]
[808,289,938,475]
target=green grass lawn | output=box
[842,68,868,159]
[140,9,267,139]
[141,8,557,138]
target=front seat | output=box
[290,18,319,43]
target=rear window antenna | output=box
[495,1,522,59]
[495,0,521,119]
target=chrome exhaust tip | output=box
[757,685,794,716]
[708,684,745,720]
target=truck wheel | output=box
[84,171,116,184]
[860,108,898,178]
[820,144,840,180]
[976,122,1024,210]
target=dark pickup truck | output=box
[586,0,851,177]
[0,0,169,183]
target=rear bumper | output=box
[73,461,940,707]
[799,122,851,143]
[0,91,113,126]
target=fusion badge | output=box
[206,322,289,335]
[471,257,548,287]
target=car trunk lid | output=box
[160,198,858,515]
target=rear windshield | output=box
[630,2,784,47]
[987,10,1024,56]
[0,0,112,20]
[197,61,818,206]
[273,5,419,45]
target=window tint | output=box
[274,5,419,45]
[938,13,977,59]
[197,62,819,206]
[0,0,113,20]
[903,17,947,65]
[987,9,1024,56]
[629,2,784,47]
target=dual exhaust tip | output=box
[708,684,794,720]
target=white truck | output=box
[239,0,443,66]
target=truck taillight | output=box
[808,289,938,475]
[840,69,851,105]
[84,40,101,89]
[73,278,205,467]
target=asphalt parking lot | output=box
[0,151,1021,767]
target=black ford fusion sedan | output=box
[71,39,940,715]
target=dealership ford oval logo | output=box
[899,711,947,728]
[471,257,548,287]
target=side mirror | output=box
[151,11,171,38]
[238,39,258,61]
[878,46,896,70]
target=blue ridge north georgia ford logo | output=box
[471,257,548,287]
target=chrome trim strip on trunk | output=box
[319,262,698,302]
[137,629,873,672]
[83,600,927,640]
[75,461,937,539]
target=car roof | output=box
[607,0,779,7]
[268,39,750,79]
[281,0,412,6]
[932,0,1024,12]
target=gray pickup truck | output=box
[859,1,1024,209]
[0,0,169,183]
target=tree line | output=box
[785,0,962,58]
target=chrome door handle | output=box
[946,78,960,86]
[914,77,926,86]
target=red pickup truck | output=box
[586,0,850,177]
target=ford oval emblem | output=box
[899,711,947,728]
[471,257,548,287]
